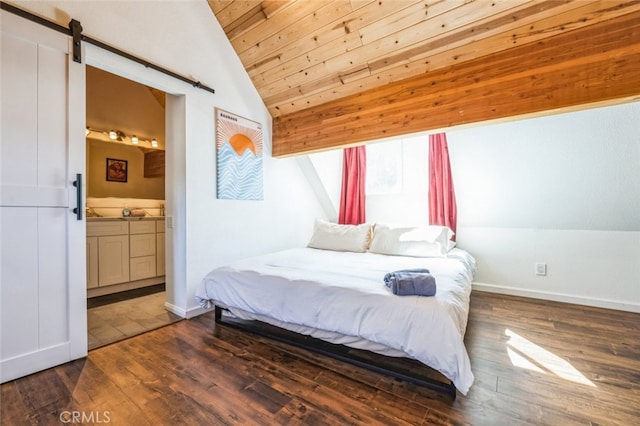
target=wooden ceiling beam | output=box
[272,11,640,156]
[279,7,639,123]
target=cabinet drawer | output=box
[87,221,129,237]
[156,220,165,232]
[130,233,156,257]
[130,255,156,281]
[130,220,156,234]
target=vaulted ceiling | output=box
[208,1,640,156]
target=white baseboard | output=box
[164,302,186,318]
[472,282,640,313]
[164,302,212,319]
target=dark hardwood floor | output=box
[2,291,639,425]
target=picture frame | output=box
[215,108,263,200]
[106,158,128,183]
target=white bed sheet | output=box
[196,247,476,394]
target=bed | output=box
[196,221,476,397]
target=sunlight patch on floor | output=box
[506,347,545,373]
[505,328,595,387]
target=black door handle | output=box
[72,173,82,220]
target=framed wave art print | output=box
[215,108,263,200]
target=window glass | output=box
[366,140,403,194]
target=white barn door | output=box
[1,11,86,382]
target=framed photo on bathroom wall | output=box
[106,158,128,183]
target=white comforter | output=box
[196,247,476,394]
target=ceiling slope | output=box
[208,0,640,156]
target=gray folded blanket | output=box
[383,268,437,296]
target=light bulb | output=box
[109,130,117,140]
[85,128,91,136]
[131,135,139,144]
[151,139,158,148]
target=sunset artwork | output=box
[215,108,263,200]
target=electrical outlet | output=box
[166,216,173,229]
[535,262,547,276]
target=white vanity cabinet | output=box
[86,218,165,297]
[87,221,130,287]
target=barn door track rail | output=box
[0,1,215,94]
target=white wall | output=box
[14,1,325,317]
[308,149,342,218]
[448,101,640,312]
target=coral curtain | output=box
[429,132,457,237]
[338,146,367,225]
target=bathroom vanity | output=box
[86,216,165,297]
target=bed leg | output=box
[214,305,222,322]
[449,383,458,400]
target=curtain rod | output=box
[0,1,215,95]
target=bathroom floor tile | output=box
[87,290,181,350]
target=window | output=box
[365,135,429,195]
[366,140,403,194]
[365,134,430,225]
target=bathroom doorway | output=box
[85,66,179,349]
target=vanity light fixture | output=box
[86,127,156,147]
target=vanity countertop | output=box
[86,216,164,222]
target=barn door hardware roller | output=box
[69,19,82,63]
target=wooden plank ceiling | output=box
[208,1,640,156]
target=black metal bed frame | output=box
[214,305,457,399]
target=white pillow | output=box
[368,223,454,257]
[307,219,372,253]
